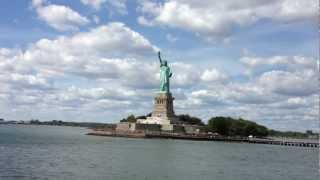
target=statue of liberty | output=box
[158,51,172,93]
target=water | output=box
[0,125,318,180]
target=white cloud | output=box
[201,68,228,82]
[227,83,280,104]
[32,0,46,8]
[137,0,161,15]
[106,0,127,15]
[23,22,158,66]
[57,86,137,107]
[273,97,310,109]
[81,0,127,15]
[170,62,203,87]
[81,0,106,10]
[0,21,214,113]
[240,56,316,70]
[174,53,317,131]
[137,0,317,40]
[0,22,160,103]
[239,55,318,97]
[258,70,317,96]
[190,89,227,106]
[137,16,154,26]
[32,0,90,31]
[9,73,52,90]
[240,56,290,68]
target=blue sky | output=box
[0,0,318,132]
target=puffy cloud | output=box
[240,56,316,71]
[201,68,228,82]
[272,97,309,109]
[258,70,317,96]
[240,55,318,97]
[240,56,290,68]
[189,89,228,106]
[81,0,106,10]
[0,22,160,111]
[64,86,136,100]
[58,22,155,56]
[7,73,52,90]
[32,0,46,8]
[227,83,281,104]
[88,58,159,89]
[32,0,90,31]
[81,0,127,15]
[170,62,201,87]
[137,0,317,40]
[0,22,220,118]
[45,86,138,111]
[106,0,127,15]
[173,54,317,131]
[21,22,158,78]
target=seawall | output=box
[87,130,319,148]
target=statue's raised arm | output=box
[158,51,162,65]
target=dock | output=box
[145,132,319,148]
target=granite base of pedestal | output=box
[137,92,178,125]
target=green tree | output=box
[120,114,136,123]
[178,114,204,125]
[207,117,269,137]
[208,117,232,135]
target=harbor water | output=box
[0,125,318,180]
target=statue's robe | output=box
[160,64,172,93]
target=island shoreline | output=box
[86,130,319,148]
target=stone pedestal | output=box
[152,92,175,118]
[137,92,178,125]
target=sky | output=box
[0,0,318,132]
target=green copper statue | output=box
[158,51,172,93]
